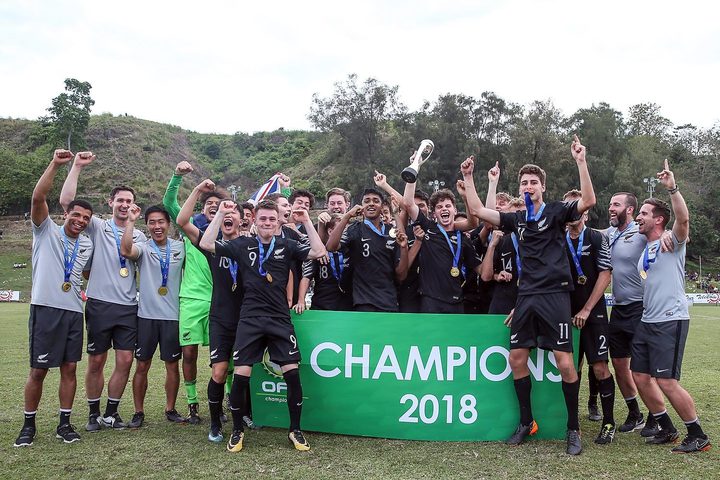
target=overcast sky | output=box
[2,0,719,134]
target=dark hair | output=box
[614,192,638,214]
[289,189,315,208]
[325,187,351,204]
[200,190,227,205]
[144,205,170,222]
[517,164,546,186]
[429,189,456,211]
[240,202,254,213]
[414,189,430,204]
[255,199,279,214]
[110,185,135,201]
[67,199,93,215]
[265,192,283,202]
[361,188,384,202]
[643,198,671,229]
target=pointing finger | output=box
[664,158,669,170]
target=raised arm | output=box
[199,200,234,253]
[326,205,362,252]
[394,231,409,282]
[177,179,215,245]
[59,151,95,211]
[32,149,75,225]
[461,157,501,226]
[480,230,503,281]
[292,209,327,260]
[570,134,596,214]
[374,170,404,207]
[164,161,194,221]
[658,159,689,242]
[120,204,141,260]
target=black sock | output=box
[23,411,37,429]
[59,409,72,427]
[229,374,250,432]
[284,368,303,431]
[207,379,225,429]
[104,398,120,417]
[684,418,705,437]
[588,367,599,407]
[646,411,657,427]
[562,379,580,431]
[597,375,615,425]
[88,398,101,416]
[513,376,533,425]
[625,396,640,417]
[244,383,253,418]
[652,410,676,432]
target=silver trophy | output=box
[401,139,434,183]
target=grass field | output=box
[1,303,718,479]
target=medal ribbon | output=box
[524,192,546,222]
[642,241,658,275]
[510,232,522,279]
[150,240,171,288]
[363,219,386,237]
[565,227,586,280]
[257,236,276,277]
[60,228,80,283]
[109,221,128,270]
[228,259,238,287]
[328,251,344,281]
[437,225,462,273]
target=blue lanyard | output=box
[109,220,128,269]
[642,241,658,274]
[328,251,344,281]
[228,259,238,287]
[565,228,586,279]
[437,225,462,270]
[524,192,546,222]
[257,236,276,277]
[510,232,521,279]
[60,228,80,283]
[608,222,634,250]
[150,240,171,287]
[363,219,386,237]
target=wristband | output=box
[667,185,679,195]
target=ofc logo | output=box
[261,348,287,393]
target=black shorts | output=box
[209,317,237,365]
[630,320,688,380]
[579,311,610,364]
[420,296,464,314]
[135,318,181,362]
[609,301,643,358]
[29,305,83,369]
[510,292,573,352]
[233,316,301,367]
[489,293,517,315]
[85,298,137,354]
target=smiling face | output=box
[221,204,242,238]
[255,207,279,240]
[362,194,383,220]
[202,195,222,222]
[636,203,662,235]
[63,205,92,237]
[518,174,545,203]
[146,212,169,243]
[609,194,633,228]
[275,196,292,225]
[291,195,312,212]
[109,189,134,222]
[327,194,349,214]
[433,198,457,229]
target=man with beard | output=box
[60,156,147,430]
[14,150,94,447]
[121,205,186,428]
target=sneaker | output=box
[208,425,224,443]
[672,434,712,453]
[289,430,310,451]
[13,426,36,447]
[587,404,602,422]
[566,429,582,455]
[99,412,126,429]
[56,424,81,444]
[594,423,616,445]
[227,430,244,452]
[618,412,645,433]
[243,415,260,430]
[646,429,680,445]
[506,420,538,446]
[128,412,145,428]
[187,403,201,425]
[640,415,661,437]
[85,413,102,432]
[165,409,186,423]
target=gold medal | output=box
[640,269,647,280]
[61,282,72,292]
[231,283,237,292]
[577,275,587,285]
[119,267,129,278]
[266,273,273,283]
[450,266,460,277]
[389,227,397,238]
[158,286,168,296]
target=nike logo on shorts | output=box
[289,350,299,355]
[656,368,669,373]
[557,340,569,345]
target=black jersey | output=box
[302,250,353,311]
[196,231,244,326]
[279,224,307,306]
[463,228,493,314]
[488,232,519,314]
[340,220,401,311]
[415,212,481,304]
[565,227,611,323]
[398,226,421,313]
[215,236,310,320]
[499,200,581,295]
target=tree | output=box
[627,102,672,139]
[42,78,95,150]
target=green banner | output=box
[251,311,579,441]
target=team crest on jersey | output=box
[537,217,548,231]
[385,239,395,250]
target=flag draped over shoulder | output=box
[248,173,281,205]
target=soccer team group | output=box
[14,136,711,455]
